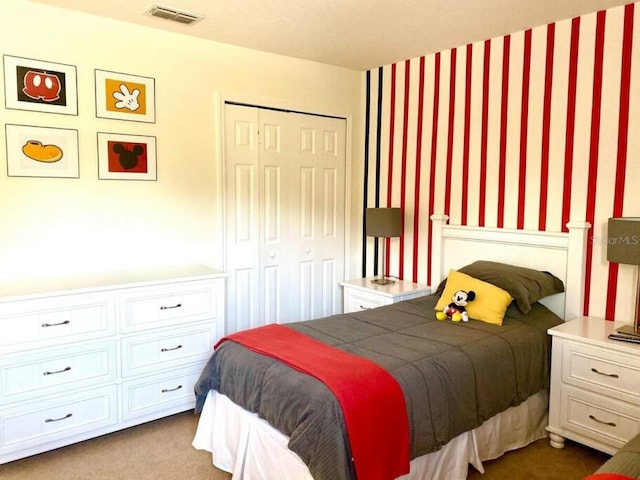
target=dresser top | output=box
[0,265,226,302]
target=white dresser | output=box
[547,316,640,455]
[341,277,431,313]
[0,265,225,464]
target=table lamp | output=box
[607,217,640,336]
[366,208,402,285]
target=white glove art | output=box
[113,84,140,112]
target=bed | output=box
[588,432,640,479]
[192,215,591,480]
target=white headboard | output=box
[430,215,591,320]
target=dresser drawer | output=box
[0,294,114,353]
[121,324,214,377]
[119,280,222,333]
[0,386,118,454]
[121,366,202,421]
[562,341,640,405]
[559,384,640,449]
[344,289,391,312]
[0,341,117,402]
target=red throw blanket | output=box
[215,324,410,480]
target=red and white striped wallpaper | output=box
[362,2,640,321]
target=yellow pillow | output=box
[435,269,513,326]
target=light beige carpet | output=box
[0,410,610,480]
[0,411,229,480]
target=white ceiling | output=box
[30,0,633,71]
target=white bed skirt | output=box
[193,389,549,480]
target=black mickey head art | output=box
[112,142,145,170]
[100,134,155,180]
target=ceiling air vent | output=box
[147,5,203,25]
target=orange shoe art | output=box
[22,140,63,163]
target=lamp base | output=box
[371,277,397,286]
[615,324,640,337]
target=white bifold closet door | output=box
[224,103,346,333]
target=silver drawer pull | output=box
[589,414,616,427]
[45,413,72,423]
[160,303,182,310]
[43,366,71,376]
[591,368,619,378]
[41,320,70,328]
[161,345,182,352]
[161,385,183,393]
[359,305,372,310]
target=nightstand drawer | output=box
[344,289,390,312]
[0,341,116,401]
[119,280,221,333]
[121,324,214,377]
[0,386,118,454]
[560,385,640,449]
[562,341,640,405]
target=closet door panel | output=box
[224,104,260,333]
[259,109,295,324]
[225,104,345,331]
[292,115,345,322]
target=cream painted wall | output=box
[0,1,363,281]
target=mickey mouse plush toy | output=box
[436,290,476,322]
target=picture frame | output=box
[5,124,79,178]
[97,132,157,181]
[3,55,78,116]
[95,69,156,123]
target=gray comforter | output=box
[194,294,563,480]
[595,432,640,478]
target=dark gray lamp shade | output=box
[607,218,640,265]
[607,217,640,337]
[366,208,402,238]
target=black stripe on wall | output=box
[372,67,384,276]
[362,71,371,277]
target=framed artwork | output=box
[5,124,79,178]
[3,55,78,115]
[95,69,156,123]
[97,132,157,180]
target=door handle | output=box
[43,366,72,376]
[160,303,182,310]
[591,368,619,378]
[589,414,616,427]
[161,385,183,393]
[161,345,183,352]
[45,413,72,423]
[41,320,70,328]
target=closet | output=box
[224,103,346,332]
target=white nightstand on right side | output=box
[547,316,640,455]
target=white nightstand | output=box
[547,316,640,455]
[340,277,431,313]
